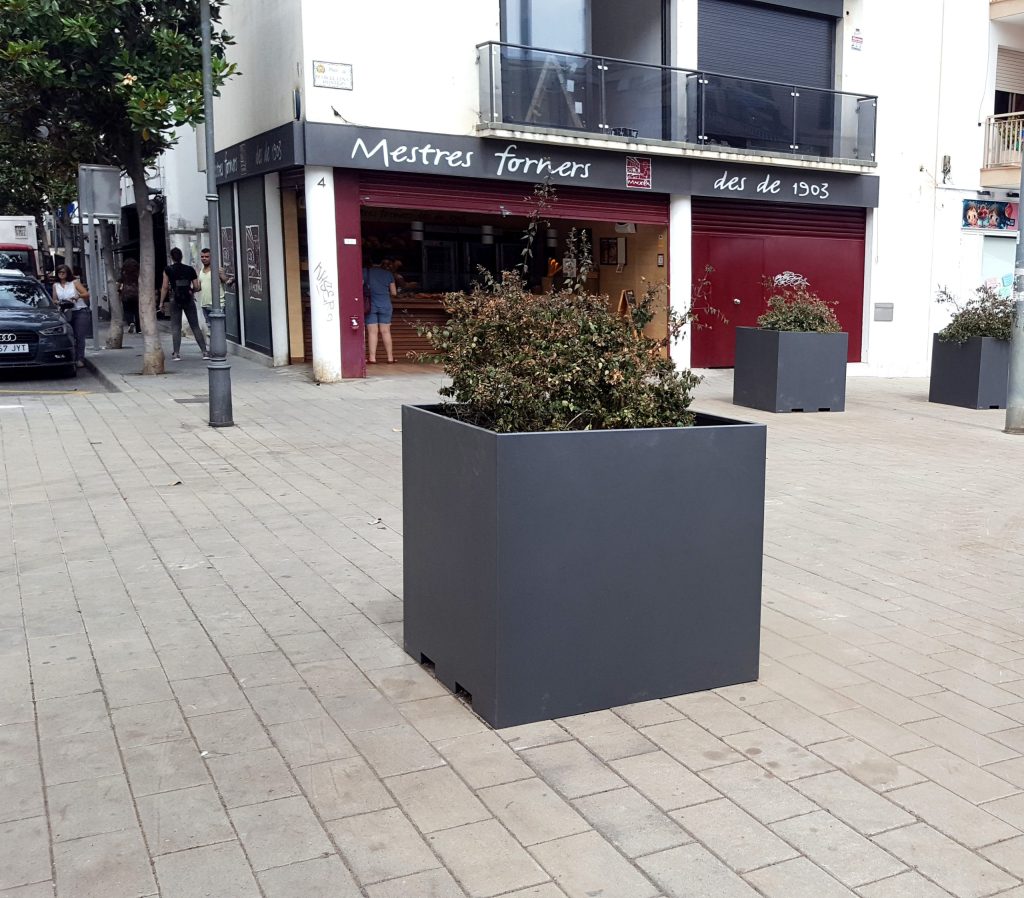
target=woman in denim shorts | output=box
[363,255,396,364]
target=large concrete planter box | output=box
[402,404,767,729]
[733,327,849,413]
[928,334,1009,409]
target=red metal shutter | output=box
[692,197,866,237]
[357,172,669,224]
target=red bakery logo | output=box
[625,156,652,190]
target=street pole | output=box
[1006,127,1024,433]
[85,214,102,352]
[201,0,234,427]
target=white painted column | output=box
[303,166,342,382]
[264,173,291,367]
[668,195,694,368]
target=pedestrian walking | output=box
[52,264,90,368]
[117,257,140,333]
[159,247,209,361]
[197,247,234,333]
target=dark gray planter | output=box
[402,404,766,729]
[928,334,1009,409]
[733,327,849,413]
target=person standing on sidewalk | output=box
[197,247,234,334]
[52,264,90,368]
[117,257,140,333]
[159,247,209,361]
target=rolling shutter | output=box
[698,0,835,89]
[692,197,865,238]
[997,48,1024,94]
[357,172,669,224]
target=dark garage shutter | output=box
[698,0,835,89]
[357,172,670,224]
[692,197,866,238]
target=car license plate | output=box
[0,344,29,353]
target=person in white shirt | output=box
[52,265,90,368]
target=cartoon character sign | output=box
[963,199,1018,231]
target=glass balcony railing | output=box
[477,41,878,163]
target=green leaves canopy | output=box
[0,0,236,189]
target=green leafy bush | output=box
[419,270,702,433]
[756,272,841,333]
[935,284,1013,343]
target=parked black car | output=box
[0,270,76,377]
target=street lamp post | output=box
[201,0,233,427]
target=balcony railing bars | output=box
[478,41,878,163]
[984,112,1024,168]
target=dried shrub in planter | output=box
[418,267,703,434]
[756,271,842,334]
[935,284,1013,343]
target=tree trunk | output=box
[128,154,164,374]
[34,212,51,277]
[102,221,124,349]
[59,216,74,272]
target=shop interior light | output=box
[481,224,495,245]
[410,221,424,241]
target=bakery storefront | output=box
[217,123,879,380]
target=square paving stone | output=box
[123,738,210,796]
[0,764,44,824]
[268,714,358,768]
[230,795,334,871]
[0,817,50,891]
[365,868,468,898]
[478,777,590,847]
[520,741,625,799]
[137,784,235,854]
[258,855,362,898]
[52,827,156,898]
[154,841,261,898]
[672,798,797,873]
[572,786,689,858]
[770,810,906,886]
[434,731,534,790]
[48,775,136,842]
[386,766,491,833]
[329,807,441,886]
[208,746,299,808]
[529,831,659,898]
[294,755,394,820]
[873,823,1020,898]
[171,675,247,718]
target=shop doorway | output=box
[360,208,670,364]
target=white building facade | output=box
[208,0,1021,380]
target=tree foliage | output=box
[0,0,237,372]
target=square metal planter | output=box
[733,327,849,413]
[402,404,767,729]
[928,334,1009,409]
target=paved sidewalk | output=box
[2,335,1024,898]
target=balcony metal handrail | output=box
[475,41,879,107]
[984,112,1024,169]
[476,41,878,162]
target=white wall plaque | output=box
[313,61,353,90]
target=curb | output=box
[83,358,123,393]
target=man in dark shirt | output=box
[160,247,209,361]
